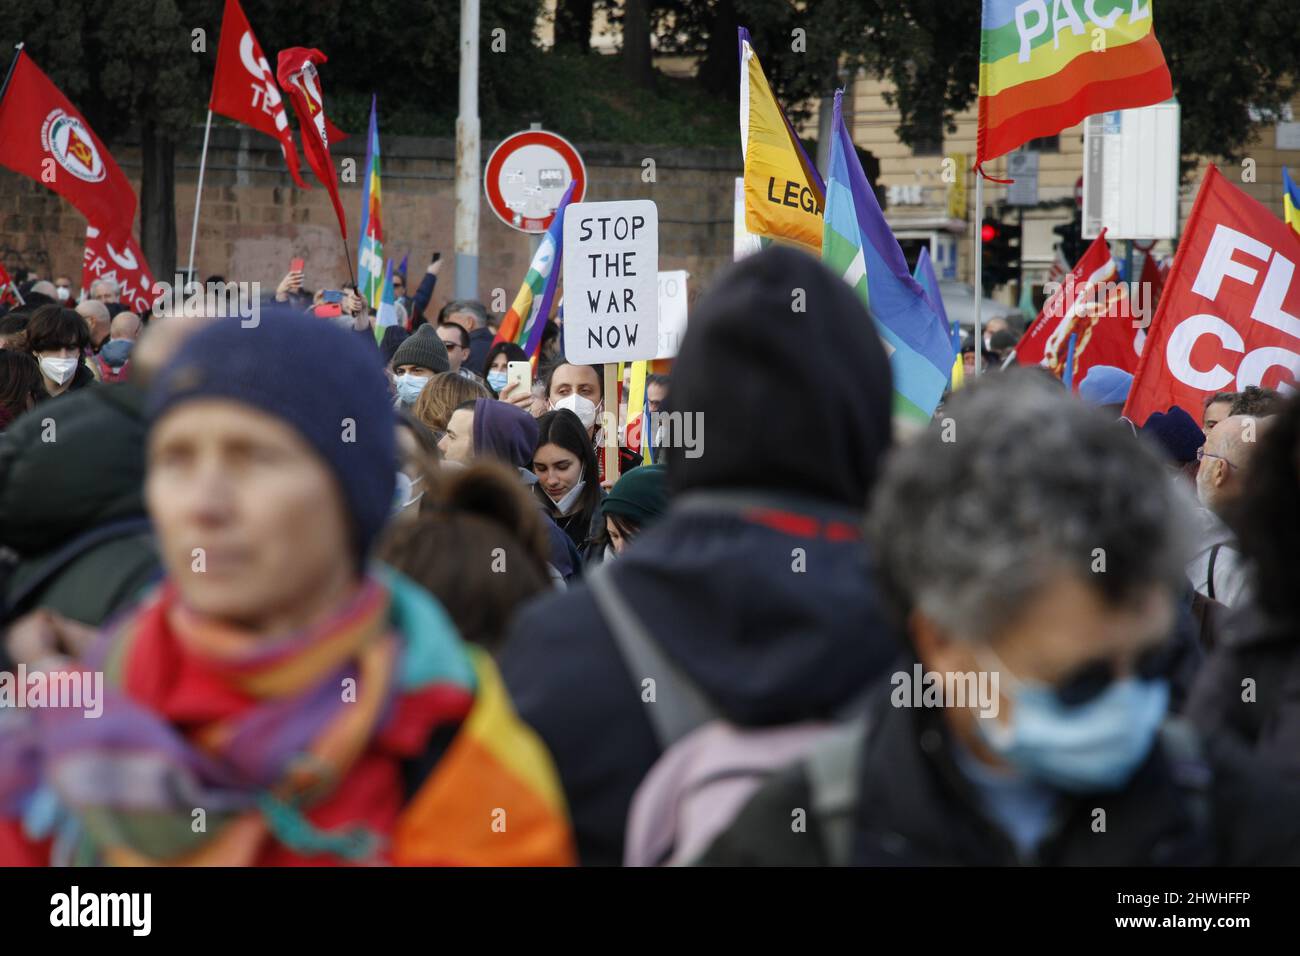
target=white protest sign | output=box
[656,270,688,359]
[562,200,659,363]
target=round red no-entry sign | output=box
[484,129,586,233]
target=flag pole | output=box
[0,43,25,105]
[184,108,214,291]
[973,173,984,376]
[342,237,357,289]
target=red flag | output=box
[277,47,347,240]
[1139,247,1167,313]
[1124,166,1300,425]
[1015,229,1142,388]
[0,261,19,307]
[209,0,308,189]
[82,225,157,315]
[0,49,136,244]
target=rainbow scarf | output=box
[0,568,574,866]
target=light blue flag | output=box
[823,89,951,423]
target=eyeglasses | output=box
[1053,642,1177,707]
[983,641,1175,709]
[1195,448,1237,469]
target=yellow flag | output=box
[739,28,824,253]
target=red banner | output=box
[0,261,19,307]
[1016,229,1142,388]
[277,47,347,240]
[1124,166,1300,426]
[209,0,308,188]
[0,50,136,244]
[82,225,157,315]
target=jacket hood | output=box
[663,245,893,510]
[0,384,147,556]
[473,398,538,469]
[607,493,900,725]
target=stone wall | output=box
[0,126,740,312]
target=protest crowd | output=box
[2,238,1300,868]
[1,1,1300,874]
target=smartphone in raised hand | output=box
[289,257,304,275]
[507,361,531,396]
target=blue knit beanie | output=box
[147,309,397,563]
[1078,365,1133,407]
[1140,405,1204,465]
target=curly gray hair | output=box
[868,370,1195,642]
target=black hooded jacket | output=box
[498,247,899,865]
[0,384,159,639]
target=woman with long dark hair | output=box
[531,409,603,558]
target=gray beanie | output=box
[390,325,450,374]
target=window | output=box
[909,112,943,156]
[1026,135,1059,153]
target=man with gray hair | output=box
[76,299,111,351]
[1189,414,1272,607]
[89,278,119,305]
[439,299,493,375]
[700,372,1300,866]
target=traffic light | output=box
[1053,209,1087,267]
[981,215,1021,294]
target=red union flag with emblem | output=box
[1016,229,1143,387]
[82,225,157,315]
[277,47,347,240]
[1124,166,1300,425]
[0,48,136,244]
[209,0,308,188]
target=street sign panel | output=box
[484,129,586,233]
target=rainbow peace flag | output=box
[493,180,575,359]
[976,0,1172,170]
[357,96,384,309]
[738,27,824,253]
[1284,168,1300,239]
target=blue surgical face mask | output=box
[487,369,509,393]
[394,373,430,406]
[974,648,1169,793]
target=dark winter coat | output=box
[1187,605,1300,780]
[697,683,1300,866]
[0,383,159,642]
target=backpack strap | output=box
[806,716,871,867]
[586,565,721,750]
[1158,717,1212,836]
[1206,543,1222,602]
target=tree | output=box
[553,0,595,53]
[0,0,543,281]
[651,0,882,123]
[0,0,211,281]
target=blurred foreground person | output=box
[379,462,551,657]
[499,246,899,865]
[1189,398,1300,776]
[0,310,574,866]
[700,373,1300,866]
